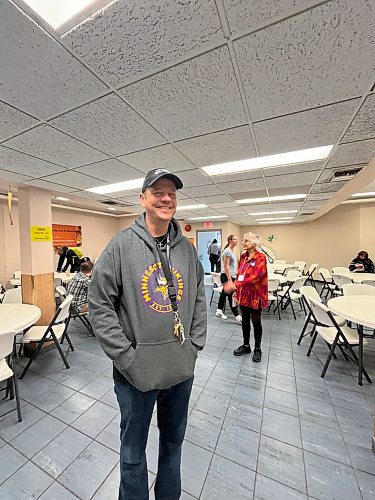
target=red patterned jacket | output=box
[235,250,268,309]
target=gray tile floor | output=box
[1,287,375,499]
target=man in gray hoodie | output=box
[88,168,207,500]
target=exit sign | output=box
[203,221,213,228]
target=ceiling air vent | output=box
[328,167,363,182]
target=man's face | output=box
[140,178,177,223]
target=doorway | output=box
[197,230,222,274]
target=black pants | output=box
[240,305,262,349]
[209,256,220,273]
[218,277,239,316]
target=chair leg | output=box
[307,331,318,357]
[78,315,94,337]
[51,331,70,369]
[297,313,311,345]
[321,335,340,378]
[209,289,214,306]
[13,373,22,422]
[289,297,296,320]
[20,338,46,379]
[337,344,350,361]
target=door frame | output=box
[196,229,222,275]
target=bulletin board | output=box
[52,224,82,247]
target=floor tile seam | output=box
[88,459,119,500]
[0,443,27,486]
[196,345,246,499]
[0,401,48,444]
[254,471,318,499]
[295,369,311,498]
[253,335,271,482]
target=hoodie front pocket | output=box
[126,338,197,392]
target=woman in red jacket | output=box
[234,232,268,362]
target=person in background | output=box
[88,168,207,500]
[349,250,374,273]
[234,232,268,362]
[216,235,242,324]
[207,238,220,273]
[67,261,93,313]
[54,246,83,273]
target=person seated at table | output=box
[54,246,84,273]
[349,251,374,273]
[67,261,93,313]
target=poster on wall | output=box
[52,224,82,247]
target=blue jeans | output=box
[114,376,193,500]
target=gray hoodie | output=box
[88,214,207,392]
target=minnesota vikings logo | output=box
[140,263,184,313]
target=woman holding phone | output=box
[216,235,242,324]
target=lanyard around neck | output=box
[155,235,178,313]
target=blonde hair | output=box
[243,232,262,249]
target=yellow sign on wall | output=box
[30,226,52,242]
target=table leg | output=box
[358,324,363,386]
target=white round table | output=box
[54,272,75,283]
[349,272,375,284]
[0,304,41,335]
[268,273,287,284]
[328,296,375,385]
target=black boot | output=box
[233,344,251,356]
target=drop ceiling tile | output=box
[50,94,165,156]
[120,47,246,141]
[326,138,375,168]
[213,170,263,184]
[177,169,210,188]
[207,202,239,209]
[75,159,143,183]
[0,146,66,178]
[265,171,320,189]
[341,94,375,143]
[64,0,223,87]
[263,162,325,178]
[254,100,360,155]
[194,194,234,204]
[23,179,77,193]
[3,125,109,167]
[181,184,224,198]
[70,190,112,202]
[306,193,331,201]
[116,195,141,205]
[176,126,256,167]
[37,171,107,191]
[217,177,266,193]
[0,1,106,118]
[118,144,195,173]
[311,181,347,193]
[0,102,38,141]
[224,0,325,36]
[234,0,375,120]
[0,169,32,183]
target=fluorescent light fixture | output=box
[86,178,144,195]
[176,204,207,211]
[188,215,228,221]
[237,194,306,204]
[22,0,115,34]
[107,207,117,211]
[351,191,375,198]
[55,196,70,201]
[255,217,294,221]
[249,210,298,215]
[202,145,333,176]
[258,221,292,225]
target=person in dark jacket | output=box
[349,251,374,273]
[88,168,207,500]
[54,246,82,273]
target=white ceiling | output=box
[0,0,374,224]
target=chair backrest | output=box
[285,269,301,281]
[56,285,67,301]
[294,261,306,272]
[13,270,21,279]
[332,267,349,275]
[309,297,332,326]
[362,279,375,287]
[0,331,15,361]
[342,283,375,296]
[319,268,332,282]
[210,272,221,287]
[2,287,22,304]
[274,259,286,264]
[332,274,352,288]
[291,276,307,292]
[53,295,73,324]
[307,263,318,274]
[268,278,280,292]
[300,285,321,304]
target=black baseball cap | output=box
[142,168,183,192]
